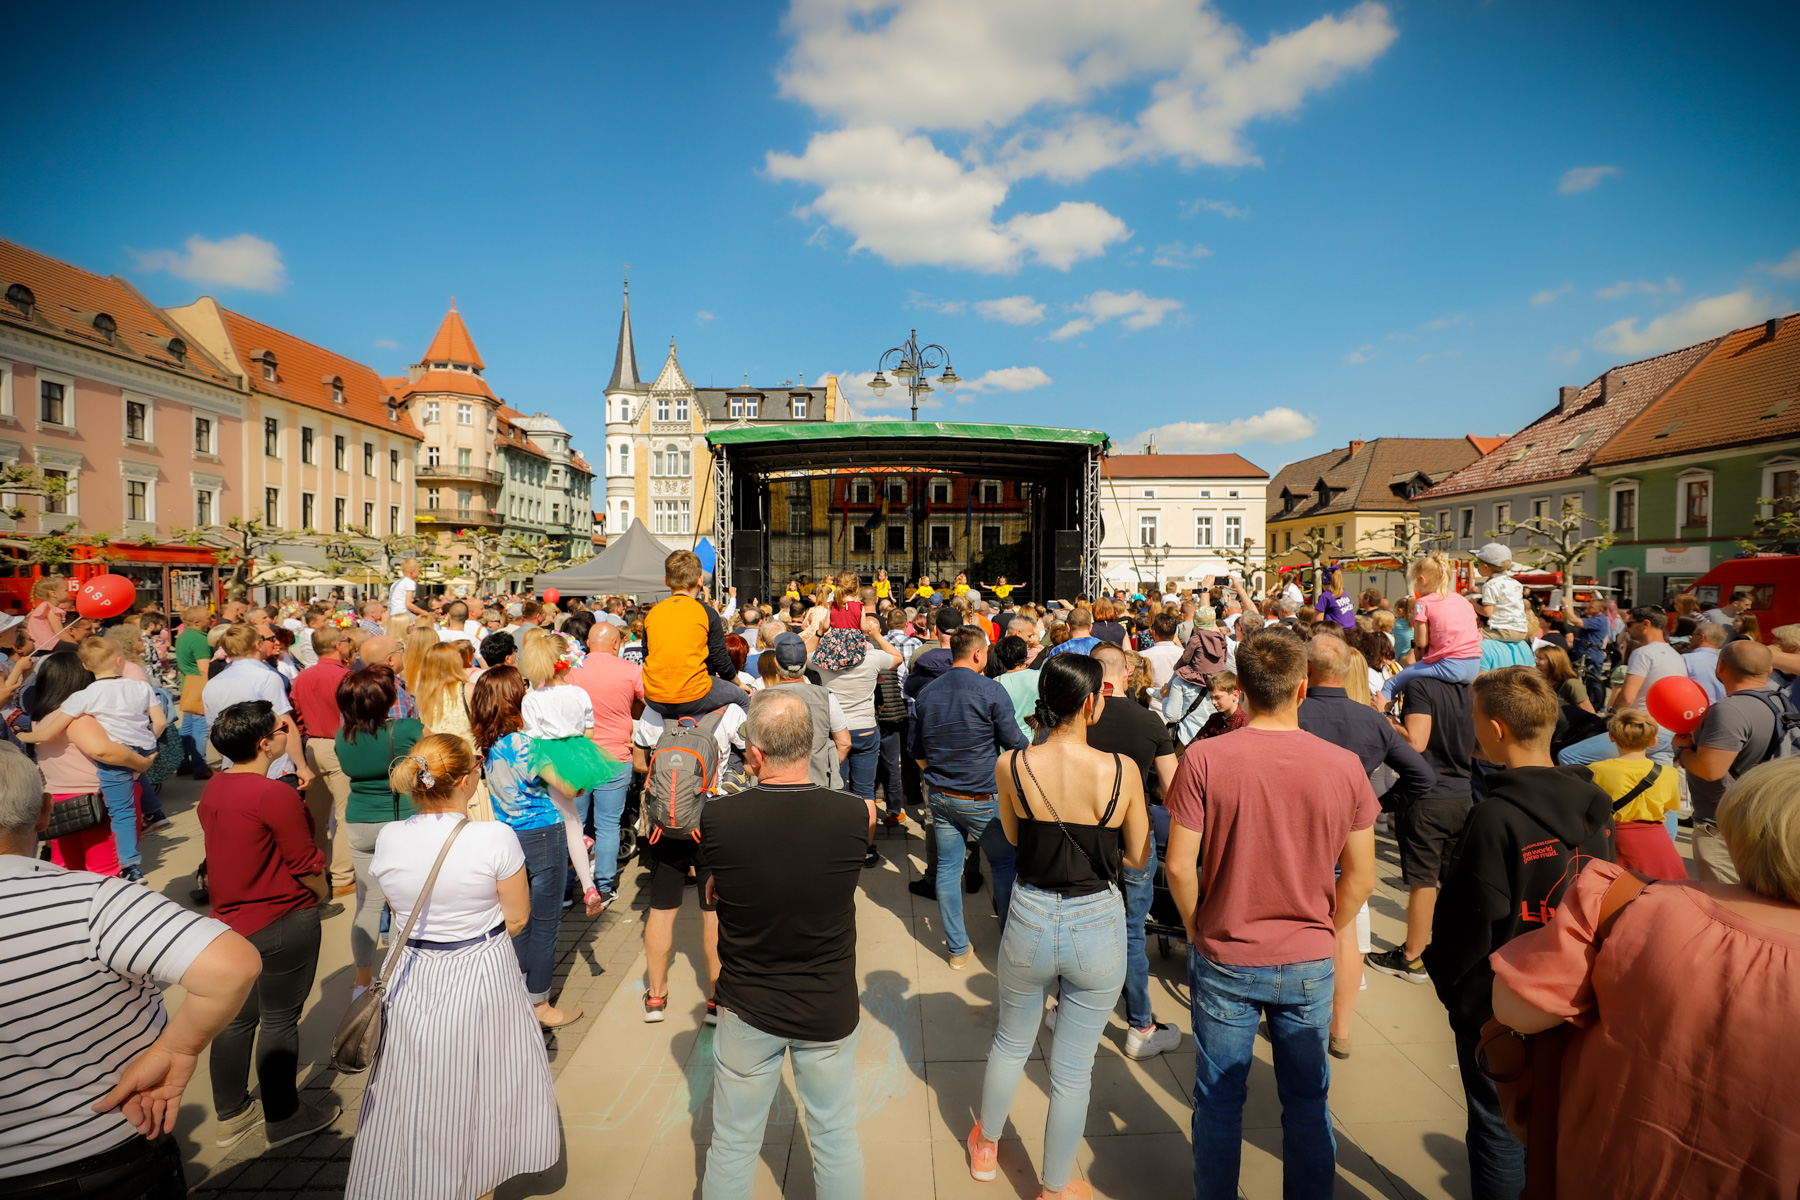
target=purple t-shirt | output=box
[1316,589,1355,629]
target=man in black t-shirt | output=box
[700,689,873,1199]
[1369,674,1474,985]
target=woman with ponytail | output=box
[346,734,559,1200]
[964,654,1151,1200]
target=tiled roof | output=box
[0,238,236,386]
[1269,437,1488,521]
[218,306,423,439]
[1589,312,1800,467]
[1422,339,1718,499]
[495,406,548,459]
[421,306,485,369]
[568,451,593,473]
[1467,436,1508,456]
[395,367,497,401]
[1103,453,1267,480]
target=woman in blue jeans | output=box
[967,653,1151,1200]
[472,666,584,1028]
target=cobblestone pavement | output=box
[133,772,1688,1198]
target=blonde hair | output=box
[834,571,860,608]
[181,604,211,626]
[103,625,146,666]
[31,576,67,603]
[400,626,439,691]
[1372,610,1395,633]
[1410,553,1453,598]
[1774,624,1800,654]
[76,637,119,673]
[388,733,475,812]
[1607,709,1659,752]
[1342,648,1372,706]
[414,642,472,732]
[220,623,261,659]
[1718,757,1800,903]
[519,633,565,687]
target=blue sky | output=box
[5,0,1797,475]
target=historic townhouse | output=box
[1098,451,1268,591]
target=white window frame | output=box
[190,471,224,528]
[930,477,951,506]
[36,448,82,519]
[744,397,759,419]
[1609,478,1639,534]
[120,460,158,528]
[729,397,743,418]
[1675,468,1714,536]
[1459,507,1475,539]
[1494,501,1511,530]
[1142,488,1156,499]
[120,392,154,444]
[194,414,217,456]
[981,479,1002,505]
[1435,509,1451,535]
[424,401,440,425]
[1530,496,1551,521]
[458,403,473,426]
[300,425,317,466]
[1760,456,1800,518]
[1198,488,1212,499]
[792,397,807,419]
[656,398,670,421]
[390,505,400,534]
[1225,515,1243,547]
[929,523,953,551]
[264,487,282,527]
[0,357,13,417]
[1227,489,1240,499]
[36,368,74,429]
[1196,513,1214,547]
[675,398,689,421]
[1139,514,1159,546]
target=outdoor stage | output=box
[706,422,1111,605]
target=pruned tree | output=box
[173,517,319,600]
[1360,515,1452,573]
[1496,498,1615,583]
[322,527,446,583]
[0,528,124,572]
[1282,529,1344,597]
[1740,497,1800,555]
[1215,536,1266,595]
[451,528,512,593]
[507,534,564,581]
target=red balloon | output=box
[543,588,560,606]
[75,573,136,619]
[1646,675,1710,734]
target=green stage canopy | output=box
[705,421,1109,477]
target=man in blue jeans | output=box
[909,625,1027,968]
[701,689,873,1200]
[1164,626,1378,1199]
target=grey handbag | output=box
[330,817,469,1074]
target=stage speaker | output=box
[1053,530,1083,601]
[731,531,766,604]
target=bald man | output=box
[358,635,418,721]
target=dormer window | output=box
[91,312,116,342]
[4,283,34,317]
[324,375,345,405]
[745,397,759,419]
[251,349,278,382]
[730,397,743,418]
[793,396,808,419]
[387,399,398,422]
[165,337,187,364]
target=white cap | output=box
[1475,542,1512,567]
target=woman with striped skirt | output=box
[346,734,561,1199]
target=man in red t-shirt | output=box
[1163,626,1377,1200]
[288,627,356,895]
[567,615,645,897]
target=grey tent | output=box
[533,518,675,600]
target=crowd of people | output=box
[3,541,1798,1200]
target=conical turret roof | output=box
[422,304,484,369]
[608,281,640,392]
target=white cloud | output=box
[1049,289,1182,340]
[130,233,286,292]
[1151,240,1214,268]
[1558,165,1618,194]
[907,291,967,315]
[1761,249,1800,279]
[958,366,1053,394]
[696,310,716,322]
[1128,407,1317,452]
[1593,290,1778,356]
[1181,197,1248,219]
[374,338,400,350]
[1549,346,1581,366]
[1596,276,1679,299]
[1531,283,1572,306]
[1343,343,1375,364]
[770,0,1396,270]
[1419,312,1468,331]
[973,295,1047,325]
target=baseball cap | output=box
[1475,542,1512,567]
[0,614,22,635]
[934,608,964,634]
[773,631,810,670]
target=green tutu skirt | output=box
[529,736,621,794]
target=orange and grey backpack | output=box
[644,710,726,843]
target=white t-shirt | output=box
[812,649,888,730]
[436,621,480,645]
[371,813,525,942]
[1625,641,1688,720]
[633,705,749,755]
[522,685,594,740]
[201,659,295,777]
[61,678,157,750]
[389,576,418,618]
[1479,572,1528,634]
[1141,640,1183,689]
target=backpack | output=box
[644,710,726,844]
[1749,689,1800,763]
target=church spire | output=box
[607,278,640,391]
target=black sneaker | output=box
[908,876,938,900]
[141,814,173,834]
[962,854,984,895]
[862,845,881,868]
[118,866,146,885]
[1367,946,1429,984]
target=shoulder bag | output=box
[330,816,469,1074]
[43,792,107,841]
[1476,869,1649,1199]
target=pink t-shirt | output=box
[27,601,63,653]
[566,653,646,762]
[1165,726,1379,967]
[1415,591,1481,663]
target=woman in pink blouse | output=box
[1492,756,1800,1198]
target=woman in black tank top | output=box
[964,655,1150,1200]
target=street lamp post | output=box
[868,330,960,583]
[1141,541,1173,592]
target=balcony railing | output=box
[415,508,504,529]
[416,463,504,485]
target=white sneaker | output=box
[351,984,368,1004]
[1043,1003,1058,1031]
[1125,1022,1182,1060]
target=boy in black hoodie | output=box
[1423,666,1615,1200]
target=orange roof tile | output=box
[1467,436,1507,456]
[421,306,485,369]
[568,451,593,473]
[1104,453,1267,479]
[1589,312,1800,467]
[495,406,548,459]
[216,306,423,440]
[394,368,497,401]
[0,238,237,386]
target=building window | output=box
[363,442,375,476]
[1283,530,1292,552]
[675,399,689,421]
[1333,524,1344,544]
[301,427,316,465]
[656,399,670,421]
[261,361,276,382]
[424,401,440,424]
[1460,508,1475,538]
[793,398,807,419]
[40,379,66,425]
[1531,498,1548,520]
[652,448,665,477]
[264,418,280,457]
[886,525,906,552]
[1228,489,1241,499]
[458,404,473,425]
[729,397,743,418]
[1139,515,1159,546]
[265,487,279,526]
[457,490,472,516]
[196,489,214,526]
[1199,488,1212,499]
[852,526,873,552]
[653,500,692,535]
[1196,515,1213,547]
[680,450,692,476]
[1683,478,1710,528]
[786,479,810,534]
[1142,488,1156,499]
[1771,468,1800,516]
[1495,502,1511,529]
[426,488,440,511]
[931,479,951,505]
[853,478,872,504]
[981,480,1001,505]
[458,448,472,470]
[334,435,346,471]
[44,469,69,514]
[125,398,148,441]
[389,505,400,534]
[333,498,346,532]
[982,524,1002,552]
[125,480,148,522]
[1225,516,1242,546]
[930,524,952,550]
[886,479,906,505]
[426,445,441,468]
[363,501,374,529]
[301,493,316,529]
[552,504,560,524]
[331,381,344,404]
[195,416,214,455]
